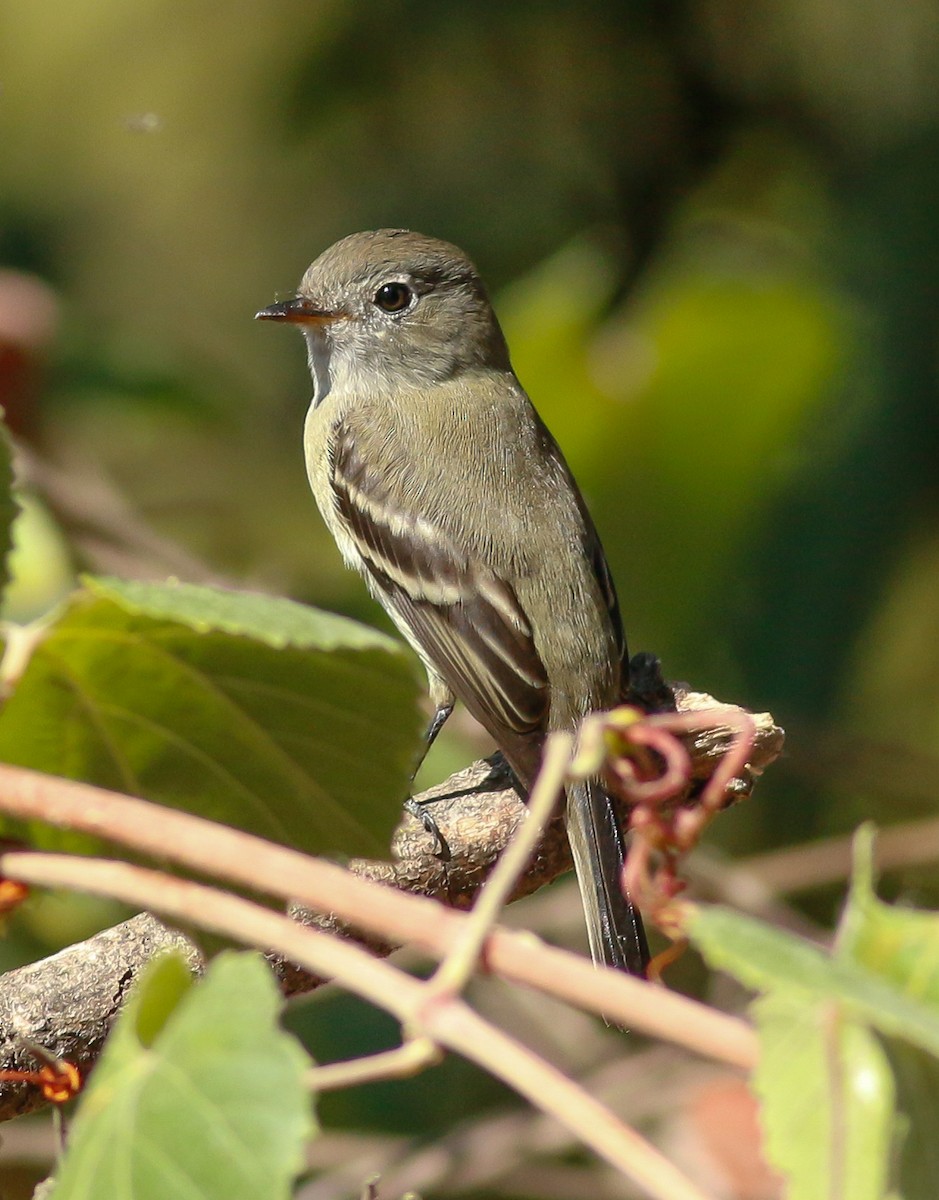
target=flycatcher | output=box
[257,229,648,976]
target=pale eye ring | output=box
[373,281,413,313]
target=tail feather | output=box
[566,779,649,976]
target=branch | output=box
[732,813,939,894]
[0,912,201,1121]
[0,689,777,1120]
[302,1045,723,1200]
[2,852,715,1200]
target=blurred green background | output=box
[1,0,938,1193]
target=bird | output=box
[256,229,649,976]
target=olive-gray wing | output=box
[329,418,549,750]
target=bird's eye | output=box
[373,282,413,313]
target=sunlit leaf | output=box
[687,904,939,1057]
[52,952,314,1200]
[837,824,939,1005]
[0,577,424,857]
[752,992,895,1200]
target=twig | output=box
[687,850,825,938]
[306,1040,440,1092]
[300,1046,722,1200]
[734,814,939,895]
[1,850,713,1200]
[429,733,572,997]
[488,937,756,1070]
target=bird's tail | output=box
[565,778,649,976]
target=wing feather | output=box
[329,419,549,739]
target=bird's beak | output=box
[254,296,340,324]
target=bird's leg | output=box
[414,701,455,774]
[405,702,454,856]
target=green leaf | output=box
[885,1040,939,1199]
[836,827,939,1194]
[0,417,20,605]
[133,952,194,1048]
[0,577,424,857]
[686,904,939,1057]
[838,824,939,1005]
[51,952,314,1200]
[684,829,939,1200]
[752,993,895,1200]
